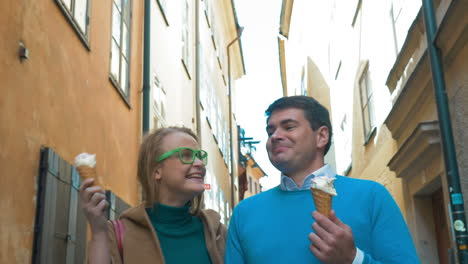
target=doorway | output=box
[432,188,450,264]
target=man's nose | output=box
[270,129,284,141]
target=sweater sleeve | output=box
[225,206,246,264]
[360,183,420,264]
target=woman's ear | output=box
[154,165,162,180]
[316,126,330,150]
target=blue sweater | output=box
[225,176,420,263]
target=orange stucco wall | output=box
[0,0,144,262]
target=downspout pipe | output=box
[195,0,201,140]
[421,0,468,262]
[142,0,151,135]
[227,26,243,209]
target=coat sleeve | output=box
[360,183,420,264]
[225,207,246,264]
[216,222,228,258]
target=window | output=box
[300,67,307,96]
[55,0,90,46]
[106,190,131,221]
[249,176,252,192]
[33,148,130,263]
[351,0,362,26]
[390,0,422,54]
[110,0,132,100]
[156,0,169,25]
[181,0,191,78]
[359,65,375,141]
[152,74,167,130]
[254,182,258,194]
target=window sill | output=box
[109,76,132,109]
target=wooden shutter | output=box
[32,148,88,264]
[106,190,130,220]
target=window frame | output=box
[55,0,91,49]
[109,0,133,107]
[358,62,376,144]
[181,0,191,79]
[156,0,169,26]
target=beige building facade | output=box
[0,0,244,262]
[280,0,467,262]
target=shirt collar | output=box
[279,164,336,191]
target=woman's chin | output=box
[186,182,205,195]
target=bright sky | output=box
[233,0,283,190]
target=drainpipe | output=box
[195,0,201,140]
[227,26,243,209]
[421,0,468,262]
[142,0,151,135]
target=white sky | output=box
[233,0,284,190]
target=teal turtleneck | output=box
[146,203,212,264]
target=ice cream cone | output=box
[75,152,103,188]
[76,165,101,187]
[311,188,332,217]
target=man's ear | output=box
[316,126,330,150]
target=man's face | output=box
[266,108,324,175]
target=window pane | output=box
[114,0,122,12]
[365,74,373,99]
[74,0,88,34]
[363,105,370,136]
[62,0,72,10]
[112,3,122,44]
[110,40,120,81]
[359,77,367,108]
[123,0,131,23]
[120,57,128,94]
[368,95,375,128]
[122,25,129,59]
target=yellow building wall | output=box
[0,0,144,262]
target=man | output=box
[225,96,419,263]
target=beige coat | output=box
[107,204,227,264]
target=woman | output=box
[79,126,226,264]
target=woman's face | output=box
[155,132,206,206]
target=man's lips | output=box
[271,145,289,154]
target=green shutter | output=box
[33,148,88,264]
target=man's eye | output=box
[286,126,295,130]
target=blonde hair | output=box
[137,126,203,214]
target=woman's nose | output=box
[192,157,205,166]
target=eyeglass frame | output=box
[156,147,208,165]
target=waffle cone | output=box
[77,166,101,187]
[311,188,332,217]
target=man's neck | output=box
[286,162,325,188]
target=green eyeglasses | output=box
[157,147,208,165]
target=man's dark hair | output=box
[265,95,333,155]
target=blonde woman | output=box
[80,127,226,264]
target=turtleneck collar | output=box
[147,203,192,225]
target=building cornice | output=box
[388,121,440,180]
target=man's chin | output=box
[270,159,291,172]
